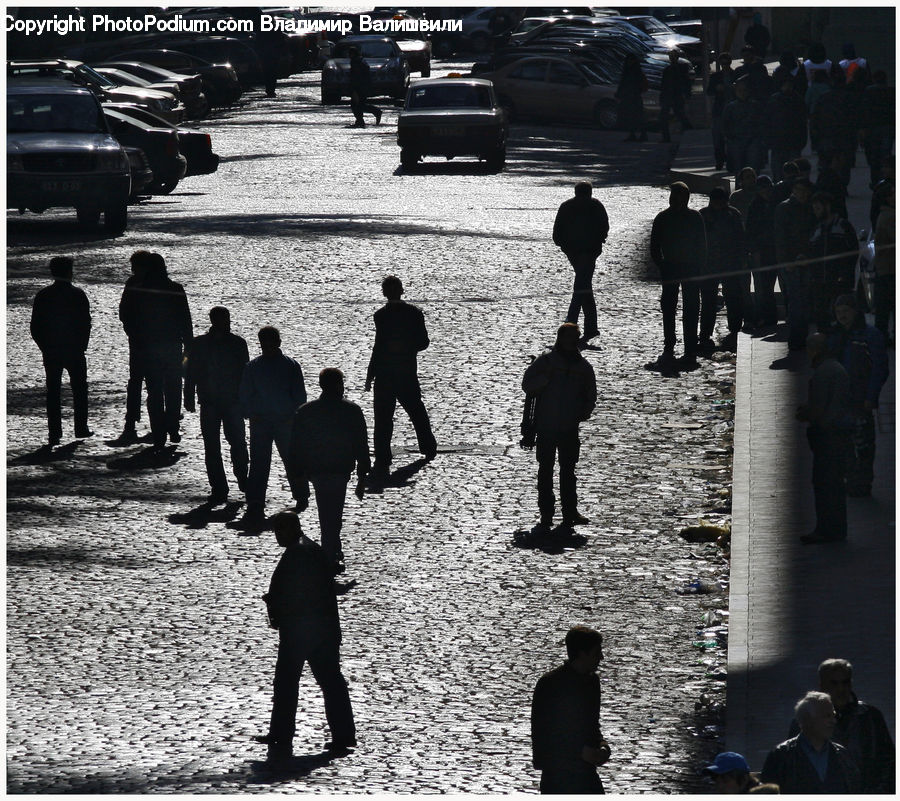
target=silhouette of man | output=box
[238,326,308,529]
[184,307,250,505]
[796,332,853,544]
[761,691,862,793]
[348,46,382,128]
[659,49,692,143]
[650,182,708,361]
[119,252,193,451]
[113,250,152,445]
[553,181,609,347]
[531,625,611,794]
[774,178,816,350]
[808,192,858,329]
[522,323,596,534]
[30,256,92,446]
[256,512,356,760]
[787,658,895,793]
[289,368,370,574]
[365,276,437,481]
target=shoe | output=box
[423,446,437,461]
[374,108,382,125]
[530,521,552,537]
[74,428,94,439]
[697,338,716,354]
[369,463,390,482]
[352,121,366,128]
[719,333,738,352]
[325,738,357,752]
[294,496,309,512]
[254,733,280,745]
[48,433,61,446]
[108,428,140,446]
[236,505,266,530]
[207,490,229,506]
[169,430,181,444]
[563,512,590,526]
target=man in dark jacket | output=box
[119,252,193,451]
[761,691,862,792]
[552,181,610,346]
[746,176,780,327]
[827,295,889,496]
[658,50,693,143]
[365,275,436,481]
[733,45,773,103]
[766,77,808,183]
[700,187,747,351]
[184,306,250,505]
[531,625,610,794]
[30,256,92,446]
[113,250,151,445]
[289,368,370,573]
[256,512,355,760]
[522,323,596,534]
[705,53,735,170]
[808,192,858,328]
[796,333,853,544]
[237,326,308,529]
[650,182,708,360]
[348,46,382,128]
[722,76,765,175]
[775,179,816,350]
[787,659,895,793]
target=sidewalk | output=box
[672,134,896,770]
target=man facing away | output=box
[256,512,355,760]
[113,250,151,445]
[237,326,308,530]
[365,275,437,481]
[522,323,596,534]
[289,368,370,575]
[552,181,609,348]
[348,46,382,128]
[30,256,92,446]
[531,625,611,794]
[183,306,250,505]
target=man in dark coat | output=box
[705,53,736,170]
[766,76,808,183]
[658,50,693,143]
[733,45,773,103]
[743,13,770,60]
[119,252,193,451]
[113,250,151,445]
[522,323,597,534]
[365,275,436,481]
[761,691,862,792]
[289,368,370,574]
[348,46,382,128]
[256,512,356,760]
[650,182,708,360]
[808,192,858,328]
[745,175,780,327]
[183,306,250,505]
[774,179,816,350]
[531,625,611,794]
[30,256,92,446]
[722,76,765,175]
[552,181,610,346]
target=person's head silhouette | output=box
[258,326,281,355]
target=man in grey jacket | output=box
[522,323,597,534]
[289,368,370,574]
[237,326,307,530]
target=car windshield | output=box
[335,41,395,59]
[8,93,105,133]
[634,17,672,35]
[75,64,117,88]
[407,84,492,110]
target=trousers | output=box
[310,474,349,561]
[247,416,308,508]
[565,252,599,339]
[43,353,88,440]
[373,375,436,466]
[141,345,183,448]
[200,401,248,496]
[660,281,700,353]
[125,344,144,424]
[540,768,604,794]
[780,267,810,349]
[698,278,722,341]
[351,93,380,124]
[807,426,850,539]
[722,273,751,333]
[536,429,580,523]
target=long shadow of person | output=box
[168,500,243,529]
[107,445,183,471]
[368,457,428,490]
[512,525,589,554]
[9,441,80,465]
[247,750,340,782]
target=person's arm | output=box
[365,314,379,391]
[649,214,663,268]
[292,361,307,408]
[238,362,254,419]
[353,405,370,497]
[183,337,198,412]
[581,362,597,421]
[868,706,896,792]
[77,289,92,352]
[694,211,708,272]
[596,201,610,247]
[414,307,430,353]
[530,677,552,770]
[522,353,550,396]
[177,286,193,348]
[552,204,565,249]
[29,294,45,351]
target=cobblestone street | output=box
[7,65,737,793]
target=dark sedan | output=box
[95,61,208,118]
[103,107,187,193]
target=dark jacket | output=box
[827,322,889,409]
[772,63,808,95]
[289,394,370,479]
[815,166,849,220]
[810,86,860,153]
[349,57,371,95]
[650,205,708,280]
[552,196,610,257]
[746,192,779,265]
[118,274,142,340]
[366,300,429,383]
[766,89,808,151]
[700,204,746,272]
[760,734,862,794]
[734,60,774,103]
[266,536,340,638]
[808,214,858,293]
[30,280,91,357]
[522,347,596,434]
[184,329,250,407]
[706,68,735,116]
[531,662,602,773]
[659,61,691,105]
[239,350,306,421]
[774,196,816,263]
[807,356,853,431]
[119,267,193,351]
[722,95,764,142]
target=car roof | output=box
[7,80,95,95]
[9,58,83,68]
[410,77,494,87]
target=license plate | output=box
[40,180,81,192]
[433,126,464,136]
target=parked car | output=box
[321,36,410,103]
[94,61,208,118]
[397,78,508,171]
[150,37,265,87]
[103,107,187,193]
[123,145,154,199]
[8,59,184,122]
[91,65,186,103]
[102,102,219,177]
[7,81,131,232]
[611,15,707,69]
[368,12,432,77]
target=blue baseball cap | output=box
[704,752,750,774]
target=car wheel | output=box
[76,206,101,227]
[154,179,179,195]
[421,61,431,78]
[485,146,506,172]
[470,31,490,53]
[594,100,618,131]
[104,204,128,234]
[498,96,517,123]
[321,89,341,104]
[400,148,419,170]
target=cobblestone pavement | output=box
[7,64,736,793]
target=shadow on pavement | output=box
[769,353,806,372]
[169,500,243,529]
[8,441,80,465]
[365,457,428,493]
[512,526,589,554]
[247,751,340,784]
[107,446,183,471]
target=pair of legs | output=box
[42,352,89,443]
[726,139,764,176]
[268,626,355,750]
[247,416,309,513]
[536,429,580,526]
[372,375,436,470]
[721,273,752,336]
[697,278,722,345]
[660,280,701,356]
[200,401,248,499]
[565,251,599,340]
[124,344,144,431]
[752,261,780,326]
[141,345,184,448]
[350,93,380,126]
[659,100,691,142]
[540,768,604,794]
[780,268,811,350]
[309,473,349,563]
[807,427,850,539]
